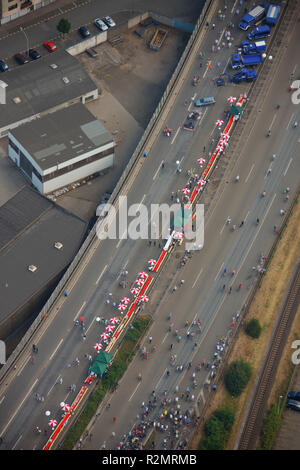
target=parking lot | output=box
[274,367,300,450]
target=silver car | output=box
[103,16,116,27]
[94,18,108,31]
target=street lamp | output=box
[20,27,29,57]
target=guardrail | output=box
[0,0,214,384]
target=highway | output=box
[0,0,299,450]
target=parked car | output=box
[94,18,108,31]
[14,53,29,65]
[103,16,116,28]
[79,26,91,38]
[287,391,300,402]
[28,49,41,60]
[43,41,57,52]
[194,96,216,107]
[287,399,300,411]
[0,60,9,72]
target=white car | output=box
[94,18,108,31]
[103,16,116,28]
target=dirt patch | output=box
[188,196,300,450]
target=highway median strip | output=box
[59,315,151,450]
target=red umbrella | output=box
[197,179,206,186]
[121,297,130,304]
[216,120,224,127]
[216,144,224,152]
[130,287,140,295]
[60,403,70,412]
[182,188,190,195]
[118,303,127,311]
[140,295,149,302]
[101,332,109,340]
[227,96,236,103]
[105,325,115,332]
[148,259,156,266]
[197,158,206,165]
[110,317,119,324]
[48,419,57,428]
[138,272,148,279]
[221,133,230,140]
[135,279,144,287]
[94,342,102,351]
[173,231,183,239]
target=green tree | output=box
[224,359,252,397]
[57,18,71,37]
[245,318,262,339]
[213,408,235,432]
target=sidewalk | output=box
[0,0,91,38]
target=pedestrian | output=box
[113,417,117,423]
[229,286,232,294]
[149,336,152,343]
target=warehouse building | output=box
[0,186,87,352]
[8,103,115,194]
[0,49,98,137]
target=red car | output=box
[43,41,57,52]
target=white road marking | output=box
[0,378,38,435]
[0,395,5,405]
[49,338,63,362]
[215,263,224,281]
[153,162,161,181]
[162,332,168,344]
[12,434,23,450]
[128,382,141,402]
[74,301,86,320]
[96,264,107,285]
[245,164,254,183]
[283,158,293,176]
[171,127,180,145]
[286,113,294,130]
[269,114,277,130]
[231,0,238,14]
[192,268,203,288]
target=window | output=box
[8,4,18,11]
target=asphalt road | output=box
[0,0,299,450]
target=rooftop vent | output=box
[54,242,63,250]
[28,265,37,272]
[13,97,21,104]
[62,77,70,84]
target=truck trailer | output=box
[265,5,280,26]
[232,53,263,69]
[239,5,266,30]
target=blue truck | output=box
[248,25,271,40]
[265,4,280,26]
[240,40,266,55]
[239,5,266,30]
[232,53,263,69]
[214,68,257,86]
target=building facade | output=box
[8,103,115,194]
[0,0,57,24]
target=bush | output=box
[245,318,262,339]
[213,408,235,432]
[199,408,235,450]
[224,360,252,397]
[260,404,281,449]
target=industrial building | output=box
[0,49,98,138]
[0,186,87,351]
[8,103,115,194]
